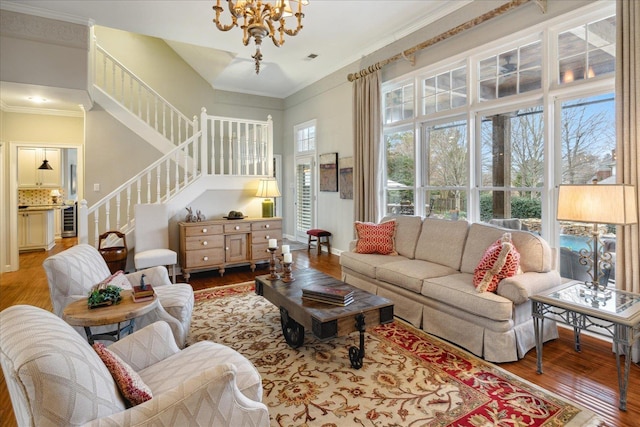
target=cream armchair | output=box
[0,305,269,427]
[43,244,194,348]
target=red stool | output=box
[306,229,332,254]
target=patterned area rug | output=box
[187,283,604,427]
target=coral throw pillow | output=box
[473,233,520,293]
[95,270,132,290]
[355,220,398,255]
[93,342,153,406]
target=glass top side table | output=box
[530,281,640,411]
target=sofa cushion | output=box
[421,273,514,322]
[414,218,469,270]
[355,220,398,255]
[473,233,521,293]
[93,342,153,406]
[381,215,423,258]
[340,251,410,279]
[460,223,552,274]
[376,260,458,293]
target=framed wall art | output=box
[339,157,353,199]
[319,152,338,192]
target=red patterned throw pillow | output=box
[473,233,521,293]
[355,220,398,255]
[93,342,153,406]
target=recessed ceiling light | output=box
[306,54,318,60]
[27,96,48,103]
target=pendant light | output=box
[38,148,53,170]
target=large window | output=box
[381,4,615,251]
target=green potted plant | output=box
[87,285,122,309]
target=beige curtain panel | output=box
[616,0,640,293]
[353,68,383,223]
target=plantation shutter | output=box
[296,162,312,233]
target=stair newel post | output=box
[155,165,161,202]
[78,199,89,245]
[200,108,208,176]
[166,157,172,200]
[193,115,200,179]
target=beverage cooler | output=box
[61,202,77,237]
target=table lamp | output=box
[557,182,637,296]
[256,178,281,218]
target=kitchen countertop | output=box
[18,205,65,211]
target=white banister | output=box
[93,42,196,147]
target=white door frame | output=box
[7,141,84,272]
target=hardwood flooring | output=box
[1,238,638,426]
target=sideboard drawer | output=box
[183,224,223,237]
[184,248,225,268]
[252,229,282,244]
[184,234,224,251]
[224,222,252,233]
[251,220,282,231]
[252,243,270,260]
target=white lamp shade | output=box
[557,184,638,225]
[256,178,281,198]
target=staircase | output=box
[79,41,273,247]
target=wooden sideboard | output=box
[178,217,282,281]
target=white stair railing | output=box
[79,131,202,247]
[78,111,274,247]
[93,42,195,147]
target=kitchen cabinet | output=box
[18,147,62,188]
[179,217,282,281]
[18,210,55,251]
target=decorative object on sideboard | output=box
[225,210,246,220]
[256,177,281,218]
[185,207,206,222]
[212,0,308,74]
[196,210,206,221]
[556,181,637,298]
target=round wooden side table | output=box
[63,290,158,344]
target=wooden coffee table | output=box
[63,290,159,344]
[255,268,394,368]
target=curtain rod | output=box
[347,0,547,82]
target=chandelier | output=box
[213,0,308,74]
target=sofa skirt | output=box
[342,268,559,363]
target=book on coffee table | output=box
[302,284,354,305]
[302,294,354,306]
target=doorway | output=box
[295,155,315,242]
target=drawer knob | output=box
[265,224,270,229]
[202,241,208,246]
[202,228,207,233]
[235,225,240,230]
[265,235,270,239]
[203,256,209,261]
[225,247,229,251]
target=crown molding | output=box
[0,1,93,27]
[0,6,90,50]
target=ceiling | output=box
[1,0,473,112]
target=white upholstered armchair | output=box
[0,305,269,427]
[43,244,194,348]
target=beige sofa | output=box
[340,215,561,363]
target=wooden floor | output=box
[1,238,638,426]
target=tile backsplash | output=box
[18,189,66,205]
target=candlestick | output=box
[282,261,294,283]
[283,252,292,263]
[281,244,290,254]
[267,247,280,280]
[268,238,278,249]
